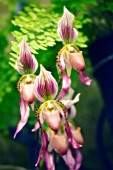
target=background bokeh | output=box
[0,0,113,170]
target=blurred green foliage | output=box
[10,3,88,69]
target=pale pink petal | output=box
[45,151,55,170]
[62,149,75,169]
[35,65,58,102]
[14,97,30,138]
[74,150,83,170]
[61,93,80,109]
[56,72,71,101]
[62,149,82,170]
[69,105,77,118]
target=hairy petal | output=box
[56,72,71,101]
[57,6,78,44]
[35,130,49,166]
[14,96,30,138]
[65,120,82,149]
[16,38,38,74]
[45,151,55,170]
[35,65,58,102]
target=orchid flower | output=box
[57,6,92,86]
[14,38,38,138]
[32,65,83,169]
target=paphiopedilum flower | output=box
[14,39,38,138]
[32,65,83,169]
[57,7,92,86]
[14,74,36,138]
[16,38,38,75]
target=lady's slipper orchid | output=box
[14,74,36,138]
[16,38,38,75]
[33,65,83,169]
[14,39,38,138]
[57,7,92,86]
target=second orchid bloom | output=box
[33,65,83,170]
[57,6,92,86]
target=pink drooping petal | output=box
[56,72,71,101]
[34,65,58,102]
[45,151,55,170]
[65,120,82,149]
[20,95,27,119]
[57,6,78,44]
[35,130,49,166]
[62,149,82,170]
[62,149,75,170]
[16,38,38,74]
[14,97,30,138]
[79,71,92,86]
[32,120,40,132]
[74,150,83,170]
